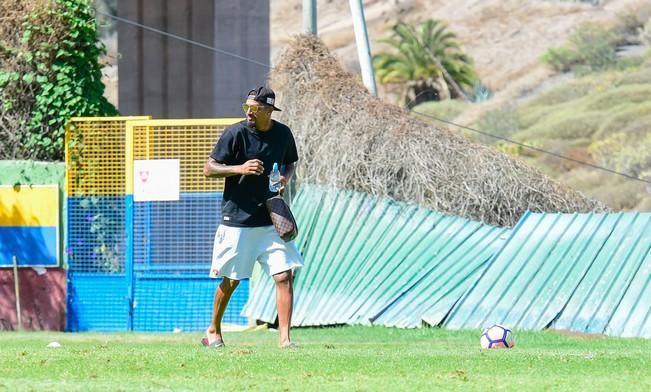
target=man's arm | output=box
[282,162,296,182]
[203,157,264,178]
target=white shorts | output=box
[209,224,304,280]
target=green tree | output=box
[373,19,478,108]
[0,0,117,160]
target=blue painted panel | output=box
[133,192,222,267]
[0,226,58,266]
[67,273,249,331]
[133,276,249,331]
[66,273,129,331]
[67,196,126,273]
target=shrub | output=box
[542,47,580,73]
[0,0,117,160]
[411,99,471,122]
[516,110,606,141]
[476,105,520,144]
[583,85,651,111]
[542,23,618,74]
[593,102,651,139]
[589,132,651,179]
[643,17,651,47]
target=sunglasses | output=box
[242,103,269,113]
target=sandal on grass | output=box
[201,329,225,348]
[201,337,225,348]
[279,342,298,350]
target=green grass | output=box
[464,63,651,210]
[411,99,471,122]
[1,327,650,391]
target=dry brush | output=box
[271,35,605,227]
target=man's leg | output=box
[207,277,240,344]
[273,270,294,347]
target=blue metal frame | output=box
[125,193,135,331]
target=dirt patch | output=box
[551,329,609,340]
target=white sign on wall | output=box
[133,159,180,202]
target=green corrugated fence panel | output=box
[332,202,425,325]
[445,212,651,338]
[243,184,507,327]
[445,212,613,330]
[292,189,401,326]
[553,212,651,335]
[605,242,650,338]
[296,190,384,326]
[346,214,498,326]
[374,224,509,328]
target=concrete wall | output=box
[0,269,66,331]
[117,0,270,118]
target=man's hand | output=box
[239,159,264,176]
[277,175,288,194]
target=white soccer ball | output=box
[480,324,515,349]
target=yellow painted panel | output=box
[126,119,241,193]
[0,185,59,226]
[65,116,151,196]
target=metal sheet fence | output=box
[445,212,651,338]
[243,184,509,327]
[65,117,248,331]
[245,190,650,339]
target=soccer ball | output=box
[480,324,515,349]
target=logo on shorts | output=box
[223,216,230,221]
[211,268,220,277]
[216,228,225,244]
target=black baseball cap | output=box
[247,86,281,111]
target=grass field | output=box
[1,326,650,391]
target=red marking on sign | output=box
[139,170,150,183]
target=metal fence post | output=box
[125,122,135,331]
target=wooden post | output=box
[12,256,23,331]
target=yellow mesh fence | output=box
[65,117,150,196]
[126,119,241,193]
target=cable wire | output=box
[97,10,650,185]
[410,109,651,185]
[96,11,270,69]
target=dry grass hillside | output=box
[272,0,640,110]
[270,0,651,210]
[270,35,604,227]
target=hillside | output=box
[272,0,637,95]
[268,35,603,226]
[270,0,651,210]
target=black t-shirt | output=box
[210,120,299,227]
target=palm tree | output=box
[373,19,478,108]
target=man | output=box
[202,86,303,348]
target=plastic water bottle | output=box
[269,162,281,192]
